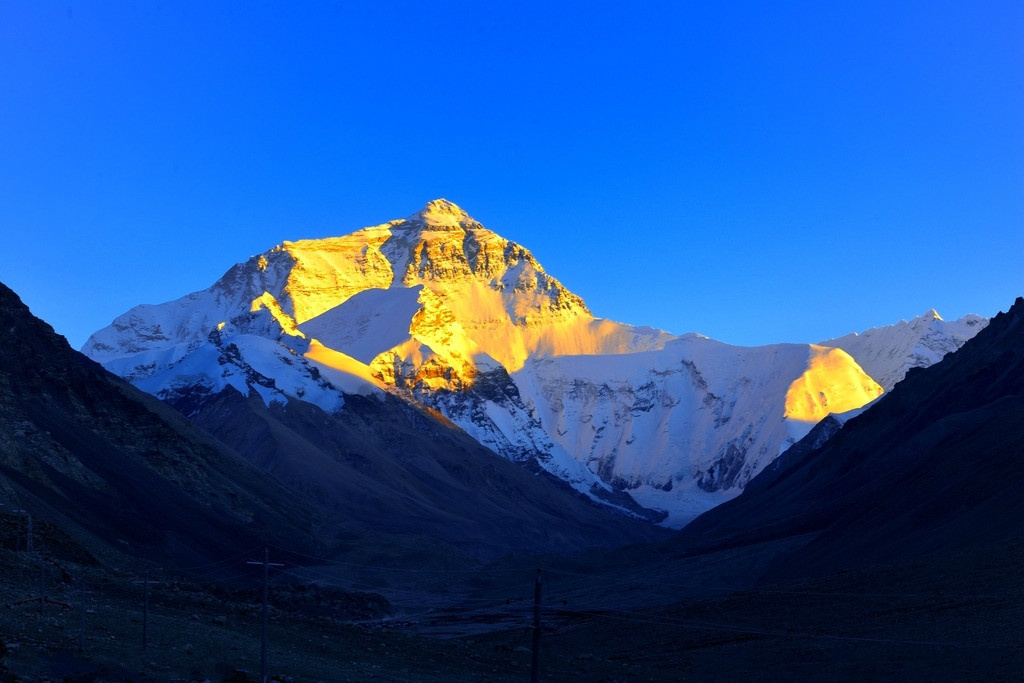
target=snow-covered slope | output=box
[822,310,988,391]
[82,200,982,527]
[513,338,883,526]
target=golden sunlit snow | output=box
[238,201,886,427]
[304,339,383,388]
[251,292,305,338]
[256,200,674,389]
[783,345,884,422]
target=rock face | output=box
[82,200,985,526]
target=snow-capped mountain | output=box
[0,278,666,567]
[821,310,988,391]
[678,296,1024,581]
[83,200,985,527]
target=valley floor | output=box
[2,536,1023,682]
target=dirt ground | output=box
[3,539,1023,683]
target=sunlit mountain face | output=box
[83,200,986,526]
[783,345,884,422]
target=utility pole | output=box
[38,553,45,613]
[79,582,86,651]
[7,550,70,613]
[78,581,92,652]
[247,547,282,683]
[142,569,150,651]
[133,569,163,651]
[9,509,32,552]
[531,568,542,683]
[11,509,27,552]
[4,499,29,552]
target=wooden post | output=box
[261,549,268,683]
[142,569,150,651]
[79,581,87,652]
[38,554,45,613]
[531,568,542,683]
[132,569,162,652]
[247,547,282,683]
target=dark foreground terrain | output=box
[2,530,1022,683]
[2,285,1023,682]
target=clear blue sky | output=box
[2,1,1022,349]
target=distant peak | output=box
[406,199,478,230]
[920,309,943,321]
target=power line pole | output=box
[531,568,542,683]
[143,569,150,651]
[78,580,92,652]
[247,548,282,683]
[11,509,28,552]
[133,569,163,651]
[38,553,45,613]
[7,550,70,613]
[3,499,30,552]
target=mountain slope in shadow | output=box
[0,280,666,573]
[0,281,325,568]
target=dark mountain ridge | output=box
[173,380,670,565]
[0,280,666,573]
[0,282,326,568]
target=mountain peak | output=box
[920,308,943,321]
[407,199,477,230]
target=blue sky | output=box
[2,1,1022,349]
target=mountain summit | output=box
[407,198,480,229]
[83,201,986,525]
